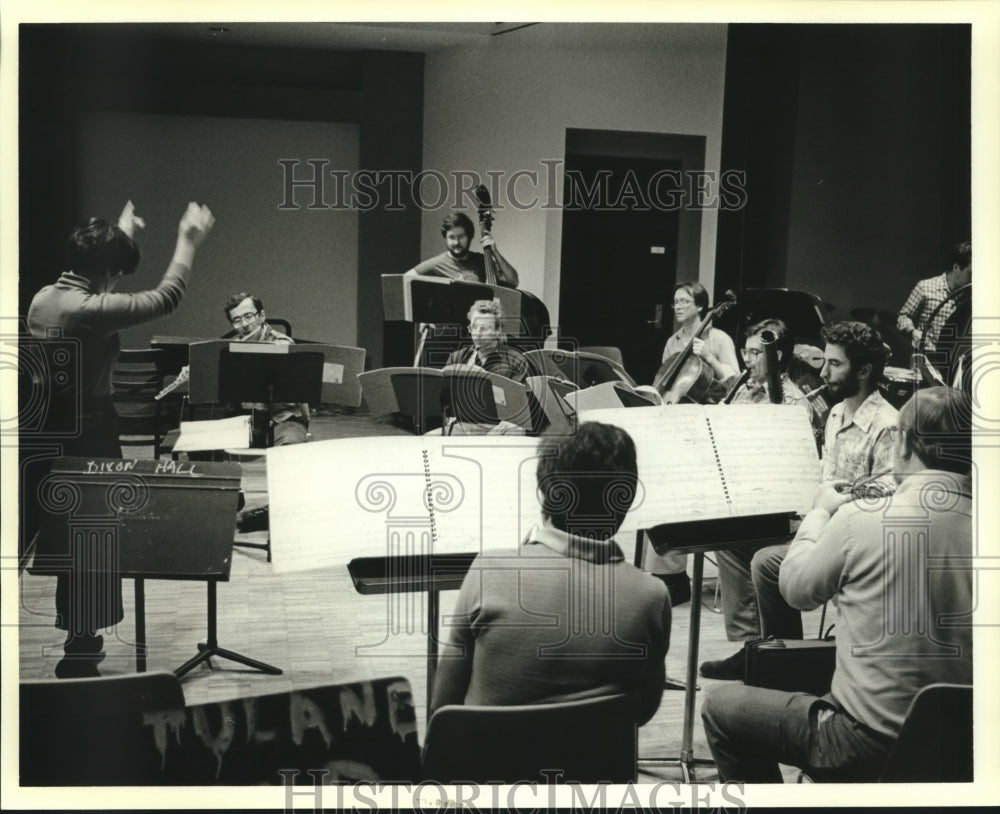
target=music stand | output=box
[440,370,501,432]
[218,347,324,447]
[527,349,636,389]
[409,279,496,366]
[31,457,282,679]
[637,512,795,782]
[390,370,446,434]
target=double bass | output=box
[473,184,550,344]
[653,291,737,404]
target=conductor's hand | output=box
[178,203,215,247]
[117,200,146,238]
[814,482,853,515]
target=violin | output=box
[653,291,737,404]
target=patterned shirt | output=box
[820,390,898,487]
[897,273,954,351]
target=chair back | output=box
[879,683,973,782]
[421,693,637,783]
[579,345,624,366]
[19,671,184,786]
[112,348,175,457]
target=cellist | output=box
[660,281,739,395]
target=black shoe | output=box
[653,572,692,607]
[56,634,105,679]
[236,506,269,533]
[699,649,744,680]
[54,654,104,679]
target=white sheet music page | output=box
[423,436,543,554]
[575,405,732,532]
[705,403,820,517]
[267,435,431,573]
[266,435,544,573]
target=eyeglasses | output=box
[741,348,764,359]
[673,298,695,307]
[230,311,260,326]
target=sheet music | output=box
[267,435,543,574]
[171,415,251,452]
[425,436,543,554]
[705,404,820,517]
[576,403,821,532]
[576,405,733,532]
[268,436,427,572]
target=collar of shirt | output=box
[894,469,972,500]
[831,389,889,434]
[56,270,96,293]
[522,523,625,564]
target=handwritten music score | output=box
[266,436,544,574]
[576,404,821,537]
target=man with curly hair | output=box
[701,321,898,680]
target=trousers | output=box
[701,684,893,783]
[750,542,803,639]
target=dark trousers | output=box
[701,684,893,783]
[23,406,125,636]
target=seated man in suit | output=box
[431,422,671,726]
[701,386,972,782]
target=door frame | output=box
[562,128,707,301]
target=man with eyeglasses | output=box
[171,292,309,447]
[700,320,898,681]
[222,292,310,447]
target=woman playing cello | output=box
[656,281,739,402]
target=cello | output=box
[653,291,737,404]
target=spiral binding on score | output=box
[704,418,731,504]
[422,448,439,545]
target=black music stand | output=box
[390,371,447,434]
[410,279,495,367]
[635,512,795,782]
[440,370,501,432]
[31,457,282,679]
[218,348,324,448]
[530,349,636,389]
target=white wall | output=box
[79,112,359,348]
[421,24,729,324]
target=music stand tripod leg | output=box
[174,580,283,679]
[679,552,716,781]
[426,588,440,722]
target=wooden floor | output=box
[17,413,822,783]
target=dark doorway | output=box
[558,130,705,385]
